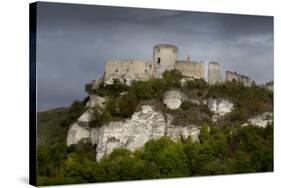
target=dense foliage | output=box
[37,124,273,185]
[37,70,273,185]
[207,81,273,123]
[87,70,183,121]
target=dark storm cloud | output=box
[36,2,273,111]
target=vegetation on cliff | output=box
[37,70,273,185]
[84,70,272,127]
[37,124,273,185]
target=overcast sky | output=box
[36,2,273,111]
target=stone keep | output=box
[101,44,212,85]
[153,44,178,78]
[208,62,221,85]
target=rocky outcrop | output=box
[95,105,167,160]
[167,124,200,142]
[67,105,200,161]
[76,95,106,123]
[242,112,273,128]
[207,98,234,122]
[163,89,200,110]
[67,123,91,146]
[86,94,106,108]
[165,114,200,142]
[163,90,185,110]
[77,110,93,123]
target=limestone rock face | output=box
[167,124,200,142]
[163,90,185,110]
[207,98,234,122]
[67,105,201,161]
[242,112,273,128]
[77,110,93,123]
[165,114,200,142]
[67,123,90,146]
[185,98,201,105]
[95,105,167,160]
[86,94,106,108]
[77,95,106,123]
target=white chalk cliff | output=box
[206,98,234,122]
[67,105,200,161]
[242,112,273,128]
[163,90,185,110]
[163,89,200,110]
[66,92,239,161]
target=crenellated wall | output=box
[225,71,252,87]
[103,59,155,85]
[100,44,254,87]
[175,60,204,79]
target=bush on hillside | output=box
[37,124,273,185]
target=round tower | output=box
[208,62,221,85]
[153,44,178,78]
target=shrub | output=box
[88,106,112,127]
[105,92,138,118]
[181,101,194,110]
[162,69,183,88]
[183,78,208,90]
[85,83,93,95]
[60,100,86,128]
[92,79,128,97]
[37,124,273,186]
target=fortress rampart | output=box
[103,59,154,85]
[225,71,252,87]
[208,62,222,85]
[175,58,204,79]
[153,44,178,78]
[93,44,255,87]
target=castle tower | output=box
[153,44,178,78]
[208,62,221,85]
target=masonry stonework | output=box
[175,58,204,79]
[103,59,154,85]
[153,44,178,78]
[208,62,221,85]
[93,44,255,87]
[225,71,252,87]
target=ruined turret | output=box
[208,62,221,85]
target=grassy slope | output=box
[37,107,69,146]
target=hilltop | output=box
[37,69,273,186]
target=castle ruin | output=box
[263,80,273,91]
[103,59,155,85]
[93,44,255,87]
[208,62,222,85]
[103,44,205,85]
[225,71,252,87]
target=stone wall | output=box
[103,59,154,85]
[208,62,221,85]
[225,71,252,87]
[153,44,178,78]
[175,60,204,79]
[264,81,273,91]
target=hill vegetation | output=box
[37,70,273,186]
[37,124,273,185]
